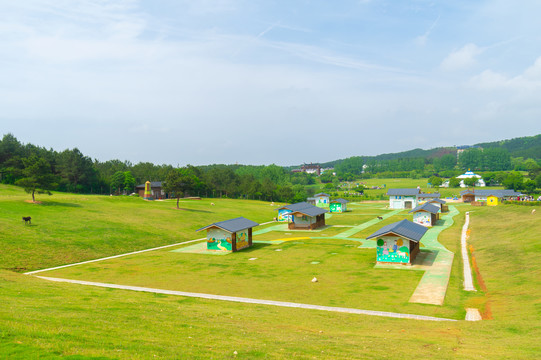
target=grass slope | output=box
[1,184,540,358]
[0,184,275,272]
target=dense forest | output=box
[0,134,317,203]
[1,133,540,203]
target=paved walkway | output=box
[34,276,456,322]
[461,212,476,291]
[408,206,458,305]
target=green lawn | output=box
[0,184,276,272]
[1,184,540,359]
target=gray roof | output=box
[427,198,446,204]
[136,181,163,188]
[366,219,428,243]
[417,193,441,199]
[386,188,420,196]
[330,198,349,204]
[409,202,440,214]
[197,217,259,233]
[314,193,330,197]
[460,189,522,198]
[277,202,328,217]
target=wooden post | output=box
[248,228,252,247]
[232,232,237,252]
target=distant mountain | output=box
[474,134,541,159]
[291,134,540,169]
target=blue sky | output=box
[1,0,540,166]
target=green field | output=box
[1,184,540,359]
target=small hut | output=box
[196,217,258,252]
[314,193,331,207]
[427,198,447,212]
[417,192,441,203]
[276,202,328,230]
[136,181,166,200]
[329,198,348,213]
[366,219,427,265]
[409,202,440,227]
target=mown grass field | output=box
[1,184,540,359]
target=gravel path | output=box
[461,212,476,291]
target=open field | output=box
[0,184,276,272]
[1,184,540,358]
[340,177,514,200]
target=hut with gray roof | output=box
[409,202,440,227]
[366,219,427,265]
[197,217,258,252]
[329,198,348,213]
[276,202,328,230]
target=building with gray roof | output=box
[366,219,428,265]
[197,217,258,252]
[409,202,440,227]
[276,202,328,230]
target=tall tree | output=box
[163,168,198,209]
[15,155,58,202]
[110,171,126,195]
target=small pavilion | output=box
[314,193,331,207]
[409,202,440,227]
[276,202,328,230]
[196,217,258,252]
[329,198,348,213]
[426,198,447,212]
[366,219,428,265]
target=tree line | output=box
[0,134,317,203]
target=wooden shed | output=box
[409,202,440,227]
[366,219,428,265]
[196,217,259,252]
[426,198,447,212]
[136,181,166,199]
[314,193,330,207]
[276,202,328,230]
[329,198,348,213]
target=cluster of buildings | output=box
[291,163,334,176]
[187,183,523,267]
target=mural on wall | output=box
[376,238,410,263]
[316,196,328,207]
[207,236,232,251]
[206,228,232,251]
[236,230,249,250]
[413,212,431,227]
[278,209,292,222]
[330,203,342,213]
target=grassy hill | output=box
[1,184,540,359]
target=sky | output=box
[1,0,541,166]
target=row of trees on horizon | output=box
[1,133,540,202]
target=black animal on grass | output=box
[22,216,32,225]
[377,216,383,220]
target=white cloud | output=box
[469,56,541,91]
[440,43,482,71]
